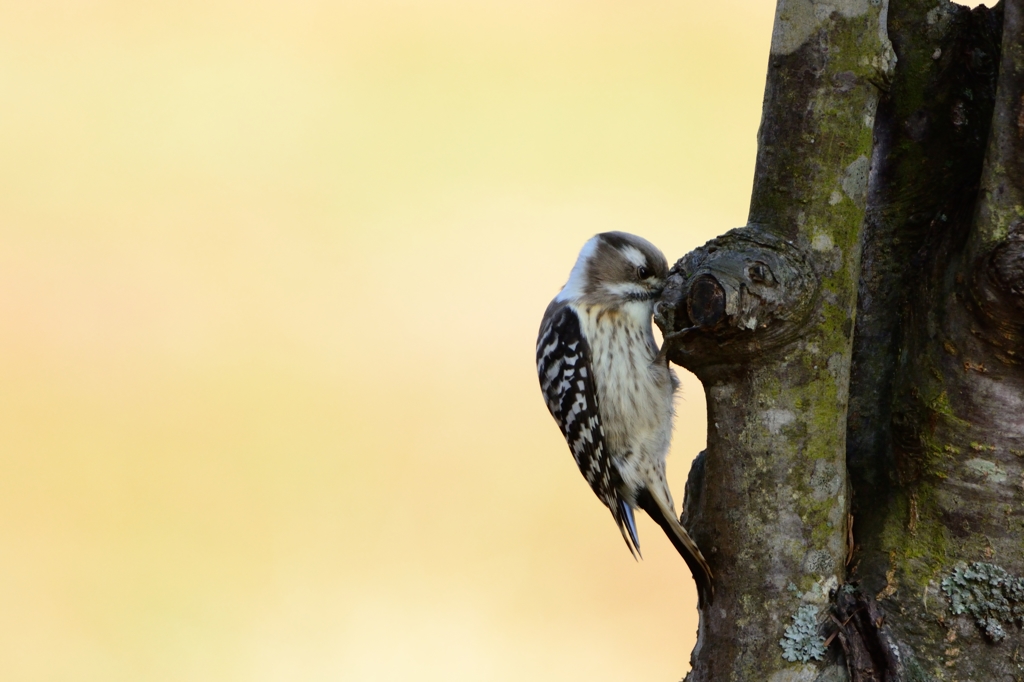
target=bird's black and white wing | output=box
[536,301,641,556]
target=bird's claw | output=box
[656,326,698,363]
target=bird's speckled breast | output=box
[574,301,676,492]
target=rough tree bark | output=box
[653,0,1024,680]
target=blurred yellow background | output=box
[0,1,777,679]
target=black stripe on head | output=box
[597,232,633,252]
[577,232,669,303]
[597,232,669,279]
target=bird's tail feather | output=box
[612,497,641,560]
[635,488,714,608]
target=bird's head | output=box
[556,231,669,308]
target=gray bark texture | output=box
[653,0,1024,679]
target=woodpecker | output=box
[536,231,713,606]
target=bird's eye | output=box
[637,265,652,280]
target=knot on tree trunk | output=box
[967,222,1024,365]
[653,225,817,371]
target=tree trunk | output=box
[654,0,1024,679]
